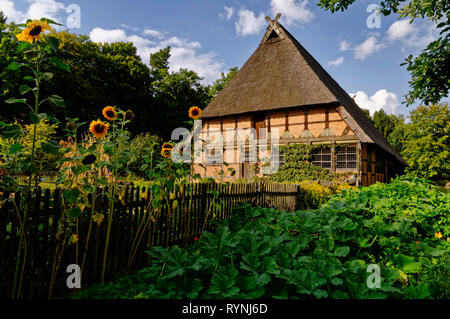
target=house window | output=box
[272,151,285,167]
[336,146,357,169]
[206,148,223,165]
[311,147,332,168]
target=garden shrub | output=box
[74,177,449,299]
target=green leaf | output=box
[67,207,82,219]
[1,124,22,139]
[40,17,63,26]
[45,36,60,52]
[313,289,328,299]
[333,246,350,257]
[16,42,32,53]
[394,255,422,274]
[331,277,343,286]
[42,72,54,81]
[49,56,70,72]
[41,140,61,155]
[9,143,24,154]
[8,61,25,70]
[5,98,27,104]
[29,112,39,124]
[64,189,81,204]
[46,115,60,124]
[19,84,32,95]
[48,95,66,108]
[23,75,35,82]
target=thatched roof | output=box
[202,16,406,165]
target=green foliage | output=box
[0,117,59,173]
[400,103,450,180]
[208,67,239,99]
[317,0,449,106]
[372,109,405,142]
[74,177,449,299]
[150,46,171,72]
[121,133,161,177]
[268,144,337,182]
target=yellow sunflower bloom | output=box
[89,120,109,138]
[188,106,202,120]
[16,20,52,44]
[435,232,443,239]
[102,106,117,121]
[162,142,173,150]
[161,148,172,159]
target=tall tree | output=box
[372,109,405,141]
[208,67,239,100]
[150,47,210,140]
[400,103,450,180]
[318,0,449,106]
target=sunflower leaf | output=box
[42,140,61,155]
[45,36,60,52]
[49,56,70,72]
[16,42,31,53]
[5,97,27,105]
[2,124,22,139]
[8,61,25,70]
[40,18,63,26]
[23,75,35,82]
[19,84,32,95]
[48,95,66,108]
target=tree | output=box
[208,67,239,100]
[150,46,171,72]
[150,47,211,140]
[400,103,449,180]
[372,109,405,141]
[318,0,449,106]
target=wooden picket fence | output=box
[0,182,303,299]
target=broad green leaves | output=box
[49,56,70,72]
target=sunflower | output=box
[16,20,52,44]
[82,154,97,165]
[102,106,117,121]
[435,232,443,239]
[124,110,135,121]
[161,148,172,159]
[162,142,174,150]
[89,120,109,138]
[188,106,202,120]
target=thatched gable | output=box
[202,16,406,165]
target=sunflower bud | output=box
[125,110,135,121]
[66,122,77,131]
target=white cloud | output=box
[89,27,225,84]
[26,0,65,23]
[1,0,66,24]
[327,56,344,67]
[0,0,25,22]
[235,8,266,36]
[90,28,129,43]
[219,6,234,21]
[339,40,350,52]
[270,0,314,26]
[159,36,201,49]
[142,28,164,39]
[387,19,417,42]
[350,89,400,115]
[387,19,439,48]
[354,35,384,60]
[120,24,140,32]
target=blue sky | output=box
[2,0,445,116]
